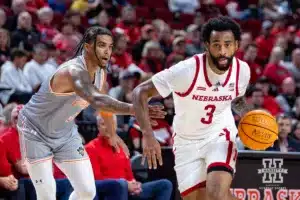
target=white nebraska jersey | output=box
[152,53,250,139]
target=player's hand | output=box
[142,134,163,169]
[148,105,167,126]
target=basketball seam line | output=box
[240,126,275,145]
[240,122,278,134]
[242,113,275,121]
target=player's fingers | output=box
[150,119,158,126]
[156,147,163,166]
[151,150,157,169]
[147,151,153,169]
[141,148,148,165]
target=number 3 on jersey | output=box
[201,104,216,124]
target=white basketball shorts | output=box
[173,128,238,197]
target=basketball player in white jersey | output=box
[132,16,251,200]
[17,26,165,200]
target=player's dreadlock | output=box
[74,26,113,69]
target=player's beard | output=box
[208,51,234,72]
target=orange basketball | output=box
[238,110,279,150]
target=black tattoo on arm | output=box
[68,66,134,115]
[132,79,160,135]
[231,96,254,117]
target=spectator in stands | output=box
[291,97,300,123]
[243,43,263,84]
[274,36,289,60]
[65,10,85,34]
[168,0,200,14]
[36,7,58,42]
[263,46,291,87]
[185,24,203,57]
[0,28,10,67]
[129,117,173,153]
[23,43,56,91]
[110,32,134,86]
[92,10,111,30]
[10,11,40,52]
[255,20,275,63]
[285,25,298,57]
[86,116,173,200]
[261,0,286,20]
[45,42,60,68]
[283,48,300,83]
[0,104,25,200]
[248,87,265,110]
[0,103,17,135]
[25,0,49,14]
[132,24,156,63]
[291,121,300,143]
[0,49,33,105]
[109,70,136,134]
[52,20,82,52]
[267,114,300,152]
[166,36,186,68]
[0,8,7,29]
[0,139,22,200]
[139,41,165,74]
[6,0,27,31]
[116,6,140,45]
[276,77,296,114]
[157,23,173,57]
[255,77,281,116]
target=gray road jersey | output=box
[21,55,104,139]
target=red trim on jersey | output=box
[207,128,233,172]
[181,181,206,197]
[203,54,212,87]
[175,55,200,97]
[222,59,233,87]
[203,54,233,88]
[235,58,241,97]
[207,162,233,172]
[224,128,233,165]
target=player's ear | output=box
[235,40,239,50]
[84,43,91,53]
[204,42,209,51]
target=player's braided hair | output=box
[201,16,241,43]
[74,26,113,69]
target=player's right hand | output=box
[142,134,163,169]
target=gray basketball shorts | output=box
[17,115,88,164]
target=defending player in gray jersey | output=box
[17,26,165,200]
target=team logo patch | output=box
[229,83,235,91]
[77,146,85,157]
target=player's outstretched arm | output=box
[231,96,253,117]
[132,79,163,169]
[68,66,134,115]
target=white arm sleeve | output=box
[151,57,196,98]
[237,60,251,97]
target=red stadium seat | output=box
[180,13,194,26]
[135,6,152,19]
[154,8,173,22]
[143,0,168,9]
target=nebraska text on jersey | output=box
[192,94,232,102]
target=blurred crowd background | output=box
[0,0,300,199]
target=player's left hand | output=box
[142,134,163,169]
